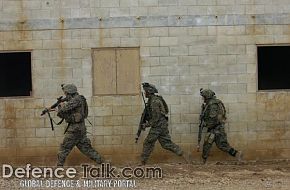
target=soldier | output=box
[197,88,243,164]
[140,82,185,165]
[53,84,103,166]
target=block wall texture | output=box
[0,0,290,165]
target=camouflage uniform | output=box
[200,89,242,162]
[141,83,183,164]
[56,84,103,166]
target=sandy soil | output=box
[1,160,290,190]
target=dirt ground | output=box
[1,160,290,190]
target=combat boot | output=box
[202,157,207,165]
[96,157,105,164]
[176,149,183,156]
[138,160,146,166]
[235,151,243,162]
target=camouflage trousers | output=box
[202,125,237,160]
[141,125,183,163]
[57,128,102,166]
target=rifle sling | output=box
[46,111,65,131]
[47,111,54,131]
[64,123,71,134]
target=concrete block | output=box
[171,104,190,114]
[104,135,122,145]
[7,138,26,148]
[179,56,198,65]
[181,113,198,123]
[120,0,138,7]
[92,97,103,107]
[159,0,178,6]
[170,114,181,124]
[33,31,52,40]
[139,0,158,6]
[160,56,178,65]
[110,28,130,37]
[188,45,207,55]
[187,6,207,15]
[129,7,148,16]
[26,138,46,147]
[149,28,168,37]
[120,96,141,106]
[52,67,73,79]
[169,46,188,56]
[110,7,130,17]
[24,99,44,109]
[148,7,168,16]
[103,116,122,126]
[102,96,122,106]
[113,125,133,135]
[140,37,159,46]
[228,83,247,94]
[130,28,150,37]
[113,106,132,115]
[150,47,169,57]
[94,116,104,126]
[36,128,54,137]
[228,64,247,74]
[16,128,36,138]
[26,118,45,128]
[180,134,195,143]
[168,6,187,15]
[100,0,119,7]
[172,124,191,134]
[93,104,114,116]
[218,55,237,65]
[179,0,197,6]
[122,116,139,126]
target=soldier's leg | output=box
[158,128,183,156]
[215,128,238,157]
[76,135,103,164]
[202,132,215,163]
[57,133,78,166]
[141,129,159,164]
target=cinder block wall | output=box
[0,0,290,165]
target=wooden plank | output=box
[116,48,140,95]
[92,49,116,95]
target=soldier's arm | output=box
[57,97,81,118]
[147,99,163,127]
[204,103,219,128]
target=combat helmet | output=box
[61,84,78,94]
[142,82,158,94]
[200,88,216,99]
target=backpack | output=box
[156,95,169,115]
[208,98,227,123]
[80,95,88,119]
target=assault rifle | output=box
[197,103,206,152]
[40,96,68,131]
[135,93,149,143]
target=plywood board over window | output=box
[92,48,140,95]
[93,49,116,95]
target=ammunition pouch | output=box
[65,113,84,124]
[73,113,83,123]
[204,132,215,144]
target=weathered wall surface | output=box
[0,0,290,165]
